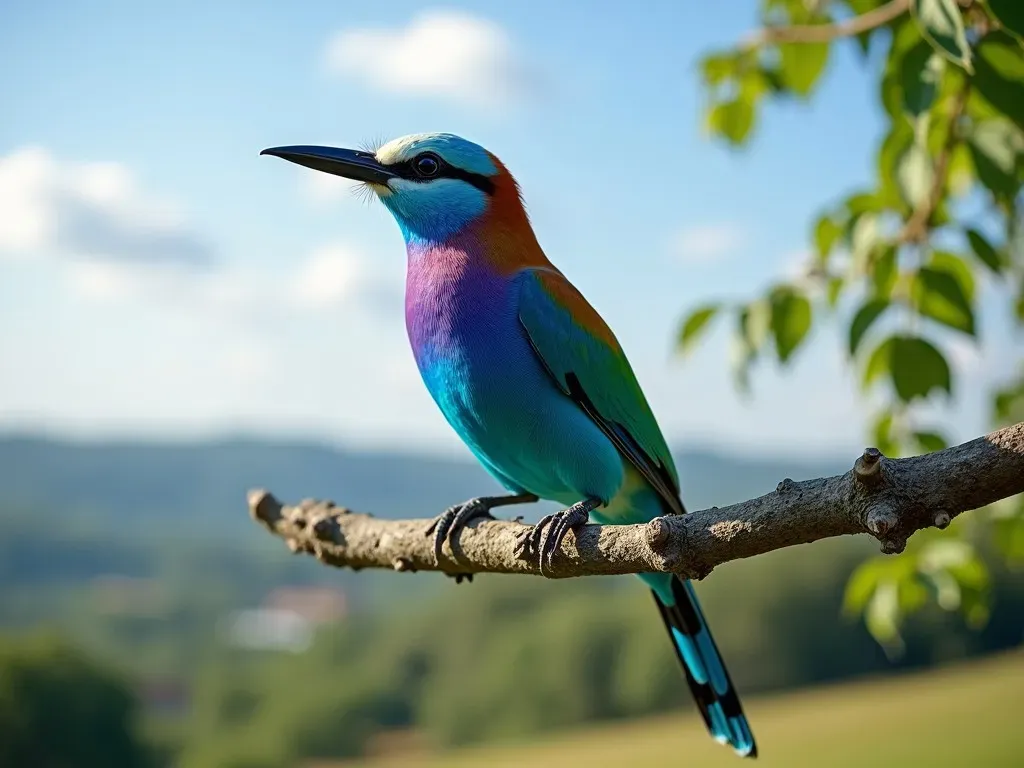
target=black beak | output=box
[260,145,396,185]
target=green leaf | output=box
[882,16,935,119]
[845,192,885,215]
[813,214,842,260]
[701,52,738,86]
[913,430,948,452]
[994,376,1024,423]
[843,559,883,615]
[946,142,975,196]
[878,123,915,210]
[778,41,830,96]
[988,0,1024,41]
[967,116,1024,202]
[973,33,1024,130]
[900,43,944,116]
[872,244,899,298]
[850,213,880,274]
[913,266,976,335]
[863,336,895,388]
[966,228,1005,274]
[707,98,755,144]
[769,288,812,363]
[677,304,720,355]
[890,335,953,402]
[872,410,901,458]
[897,142,935,209]
[849,298,890,356]
[910,0,973,72]
[928,250,976,302]
[865,580,903,648]
[826,276,845,308]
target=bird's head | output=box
[262,133,518,243]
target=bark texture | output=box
[249,421,1024,580]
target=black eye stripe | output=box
[386,154,496,196]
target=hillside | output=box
[337,650,1024,768]
[0,434,850,533]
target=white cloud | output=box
[324,10,538,107]
[0,146,212,267]
[671,223,744,265]
[288,244,368,309]
[65,240,396,321]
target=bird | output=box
[261,133,757,758]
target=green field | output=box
[334,650,1024,768]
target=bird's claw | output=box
[513,498,597,577]
[426,498,495,566]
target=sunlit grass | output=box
[330,650,1024,768]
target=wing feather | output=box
[516,268,685,516]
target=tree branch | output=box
[745,0,909,47]
[249,421,1024,581]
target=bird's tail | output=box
[649,574,757,758]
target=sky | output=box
[0,0,1018,461]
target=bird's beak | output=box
[260,145,396,186]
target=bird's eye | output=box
[413,153,441,178]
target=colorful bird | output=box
[262,133,757,758]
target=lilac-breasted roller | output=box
[261,133,756,758]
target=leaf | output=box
[973,33,1024,130]
[872,410,901,458]
[910,0,973,72]
[946,142,975,196]
[849,299,890,356]
[928,250,976,302]
[878,123,915,210]
[779,42,830,96]
[913,266,976,335]
[850,213,880,274]
[707,98,755,144]
[677,305,720,354]
[865,580,903,649]
[994,376,1024,423]
[897,141,935,209]
[872,244,899,298]
[769,288,812,363]
[890,335,952,402]
[913,430,948,452]
[863,336,895,388]
[826,276,844,308]
[966,116,1023,203]
[845,193,884,215]
[900,42,944,116]
[813,214,842,260]
[988,0,1024,41]
[701,52,738,86]
[965,229,1004,274]
[843,559,883,614]
[882,16,935,119]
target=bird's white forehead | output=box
[375,133,497,177]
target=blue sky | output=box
[0,0,1016,459]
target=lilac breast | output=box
[404,241,516,378]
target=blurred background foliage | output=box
[681,0,1024,653]
[2,1,1024,766]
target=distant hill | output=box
[0,434,850,535]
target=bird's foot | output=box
[426,497,496,566]
[513,497,601,576]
